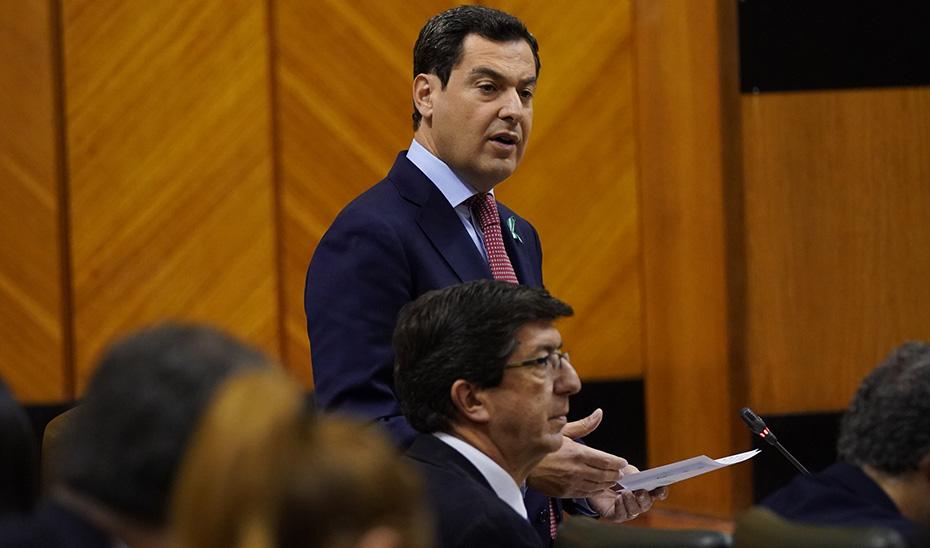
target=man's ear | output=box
[450,379,491,424]
[413,74,435,124]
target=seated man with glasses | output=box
[393,280,664,548]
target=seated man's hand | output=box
[589,464,669,523]
[527,409,627,498]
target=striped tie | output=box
[548,498,558,539]
[468,193,519,284]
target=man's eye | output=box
[478,83,496,93]
[520,89,534,100]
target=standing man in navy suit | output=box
[305,6,664,544]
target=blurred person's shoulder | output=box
[0,500,112,548]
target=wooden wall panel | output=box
[635,0,748,517]
[489,0,642,380]
[62,0,278,390]
[743,88,930,414]
[0,0,69,402]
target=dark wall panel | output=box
[749,412,842,502]
[739,1,930,92]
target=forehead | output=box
[511,321,561,355]
[454,34,536,79]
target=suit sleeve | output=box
[305,208,417,446]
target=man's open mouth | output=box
[490,133,519,145]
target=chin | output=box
[544,433,565,453]
[481,161,517,181]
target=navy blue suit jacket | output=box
[306,152,543,443]
[0,500,112,547]
[406,434,543,548]
[305,152,554,541]
[762,462,927,546]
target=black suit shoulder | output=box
[0,500,112,548]
[406,435,543,548]
[762,462,926,545]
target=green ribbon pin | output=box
[507,216,524,244]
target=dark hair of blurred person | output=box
[0,377,39,517]
[837,341,930,477]
[172,368,429,548]
[0,322,269,548]
[762,341,930,546]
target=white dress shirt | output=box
[434,432,528,521]
[406,139,492,262]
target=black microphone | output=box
[739,407,810,475]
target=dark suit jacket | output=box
[762,462,927,546]
[0,500,112,547]
[406,434,544,548]
[305,152,554,541]
[306,152,542,443]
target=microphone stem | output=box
[773,440,810,475]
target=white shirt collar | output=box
[434,432,528,521]
[406,139,493,209]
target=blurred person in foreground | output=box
[0,377,39,519]
[762,341,930,546]
[173,368,429,548]
[393,280,666,548]
[0,323,269,548]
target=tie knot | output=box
[468,193,499,231]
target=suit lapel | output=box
[390,154,492,283]
[417,189,492,282]
[389,153,539,286]
[499,204,537,286]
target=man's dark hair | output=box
[393,280,571,433]
[55,323,268,526]
[837,341,930,474]
[411,5,540,129]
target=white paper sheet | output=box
[616,449,760,492]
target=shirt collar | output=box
[434,432,528,520]
[406,139,492,209]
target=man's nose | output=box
[555,359,581,396]
[498,88,525,122]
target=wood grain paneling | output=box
[278,0,641,383]
[0,0,68,402]
[742,88,930,414]
[62,0,278,390]
[489,0,642,381]
[276,0,469,384]
[635,0,749,517]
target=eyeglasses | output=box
[504,349,570,371]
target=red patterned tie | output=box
[548,498,558,539]
[468,193,519,284]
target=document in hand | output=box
[616,449,760,492]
